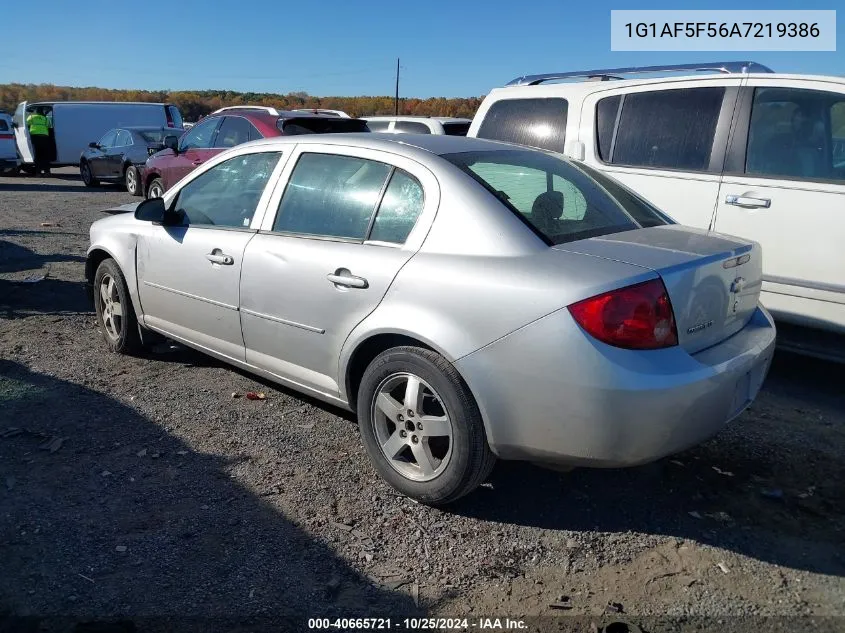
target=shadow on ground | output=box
[0,360,419,632]
[449,350,845,577]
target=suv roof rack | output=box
[211,105,280,116]
[505,61,775,86]
[291,108,351,118]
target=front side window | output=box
[98,130,117,148]
[213,116,252,148]
[745,87,845,182]
[369,170,424,244]
[444,149,668,245]
[114,130,132,147]
[476,98,568,153]
[393,121,431,134]
[273,153,391,240]
[607,87,725,171]
[171,152,282,228]
[179,117,220,151]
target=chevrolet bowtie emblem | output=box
[730,277,746,294]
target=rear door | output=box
[12,101,34,164]
[579,78,742,229]
[240,145,437,397]
[714,80,845,331]
[107,129,133,177]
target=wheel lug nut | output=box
[411,435,419,444]
[397,414,404,422]
[417,422,423,431]
[400,430,407,438]
[407,409,414,417]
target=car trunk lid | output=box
[556,225,762,354]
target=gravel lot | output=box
[2,169,844,632]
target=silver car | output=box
[86,134,776,504]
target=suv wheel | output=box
[357,346,495,505]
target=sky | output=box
[0,0,841,98]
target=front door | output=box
[714,81,845,331]
[12,101,34,165]
[241,149,431,397]
[89,129,117,178]
[137,150,285,362]
[161,116,223,189]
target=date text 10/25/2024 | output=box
[308,618,528,630]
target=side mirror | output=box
[134,197,166,223]
[88,141,99,149]
[11,121,18,129]
[163,135,179,153]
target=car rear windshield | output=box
[138,129,179,143]
[277,117,370,135]
[443,149,669,245]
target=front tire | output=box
[357,346,495,505]
[124,165,141,196]
[146,177,164,199]
[80,160,99,187]
[93,259,143,355]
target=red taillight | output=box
[568,279,678,350]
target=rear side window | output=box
[444,149,668,245]
[745,87,845,183]
[213,116,251,148]
[476,98,568,153]
[393,121,430,134]
[603,88,725,171]
[595,95,621,161]
[167,105,184,129]
[442,122,470,136]
[369,170,424,244]
[273,153,391,240]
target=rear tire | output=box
[93,258,143,355]
[357,346,496,505]
[124,165,141,196]
[80,160,99,187]
[146,177,164,199]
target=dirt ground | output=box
[1,169,844,633]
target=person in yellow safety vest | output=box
[26,107,52,175]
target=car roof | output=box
[235,132,523,158]
[363,116,472,123]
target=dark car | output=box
[142,106,370,198]
[80,127,184,195]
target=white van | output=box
[13,101,184,172]
[469,61,845,343]
[0,112,18,174]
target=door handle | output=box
[206,252,234,265]
[192,160,204,166]
[725,194,771,209]
[327,271,368,289]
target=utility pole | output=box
[394,58,399,115]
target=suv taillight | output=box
[568,279,678,350]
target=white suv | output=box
[363,116,472,136]
[469,61,845,341]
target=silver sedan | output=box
[86,134,776,504]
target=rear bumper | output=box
[456,305,776,467]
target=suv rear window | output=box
[597,88,725,171]
[444,149,668,245]
[278,117,369,135]
[476,98,567,153]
